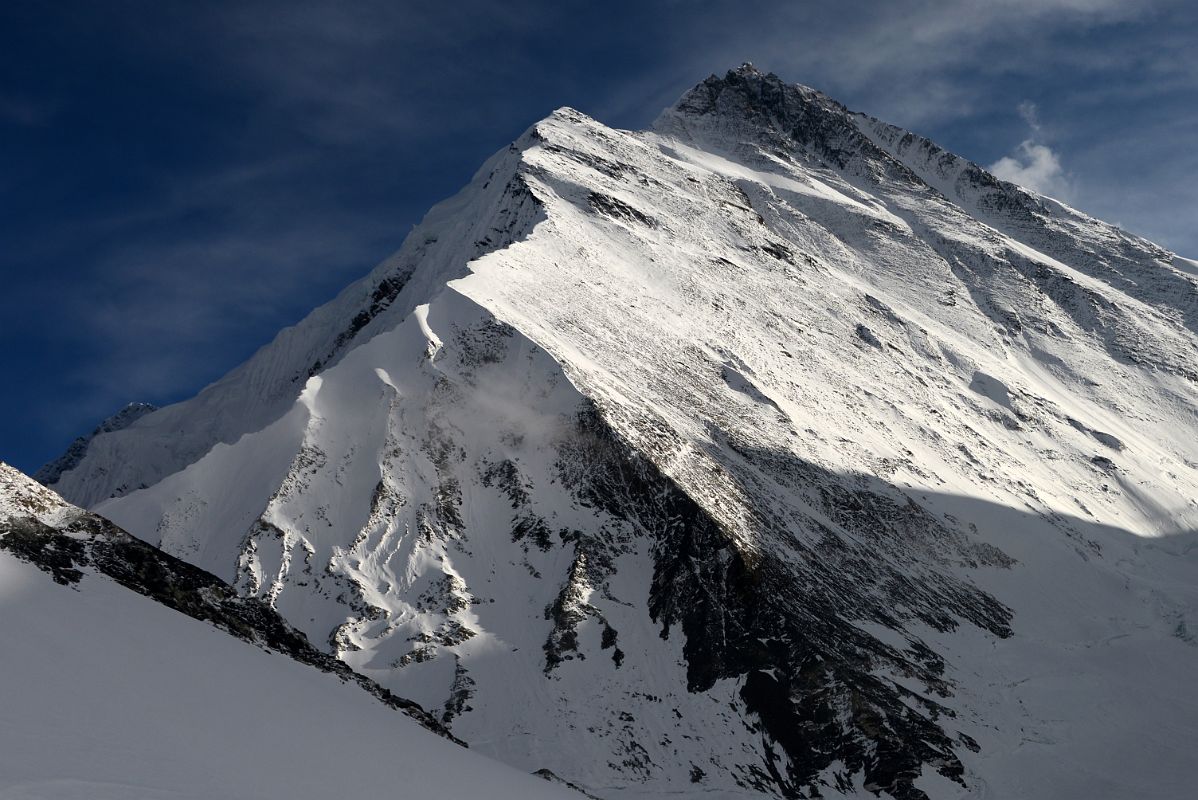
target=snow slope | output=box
[0,463,577,800]
[45,66,1198,798]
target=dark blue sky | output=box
[2,1,1195,474]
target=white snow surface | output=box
[0,465,576,800]
[1,463,79,528]
[45,66,1198,798]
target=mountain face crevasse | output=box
[41,65,1198,799]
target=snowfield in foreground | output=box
[0,554,573,800]
[31,65,1198,798]
[0,464,576,800]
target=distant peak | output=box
[34,401,159,487]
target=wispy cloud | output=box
[72,189,406,394]
[986,99,1073,199]
[1017,101,1043,133]
[990,140,1073,200]
[635,0,1170,128]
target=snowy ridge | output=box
[854,113,1198,343]
[46,139,545,509]
[48,66,1198,798]
[2,461,81,528]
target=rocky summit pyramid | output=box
[39,65,1198,799]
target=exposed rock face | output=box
[562,403,1013,795]
[43,66,1198,799]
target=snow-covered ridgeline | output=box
[47,138,545,510]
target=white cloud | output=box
[989,140,1073,200]
[988,100,1074,201]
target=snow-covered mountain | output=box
[0,462,580,800]
[40,65,1198,799]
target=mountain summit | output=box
[37,67,1198,799]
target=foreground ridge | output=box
[1,462,452,738]
[1,461,583,799]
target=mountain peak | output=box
[664,63,814,120]
[729,61,763,76]
[655,64,870,171]
[28,66,1198,800]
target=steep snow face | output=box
[0,464,578,800]
[45,143,544,509]
[64,66,1198,798]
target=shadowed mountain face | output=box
[557,404,1015,795]
[40,66,1198,798]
